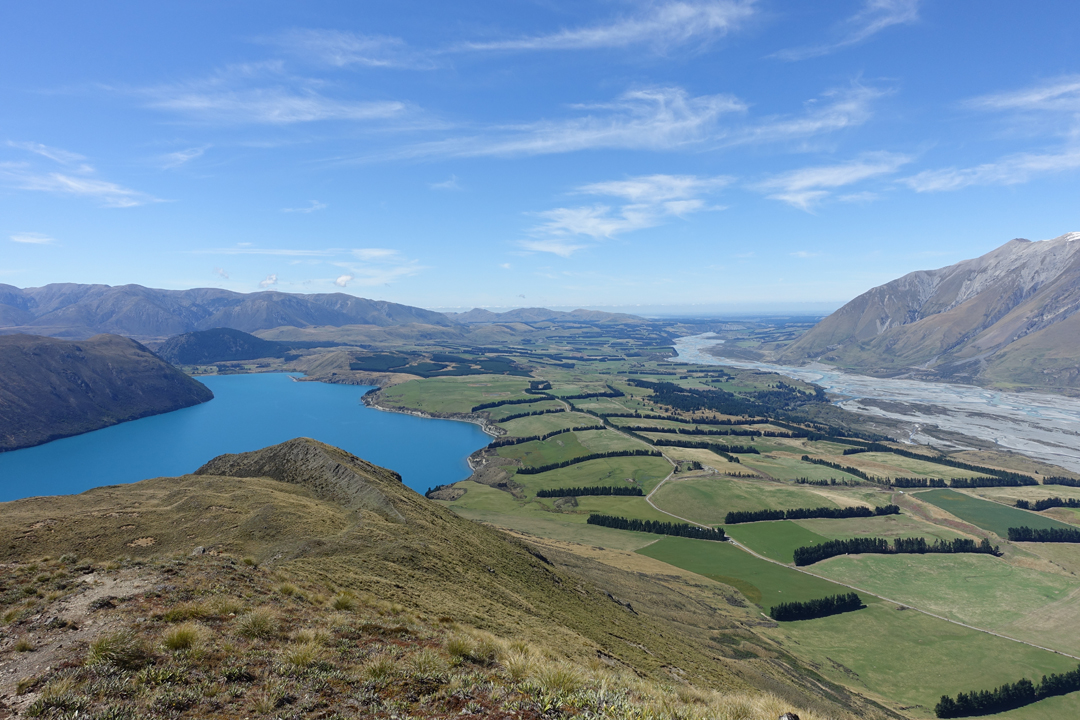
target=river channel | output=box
[672,333,1080,474]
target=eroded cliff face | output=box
[779,233,1080,389]
[0,333,213,451]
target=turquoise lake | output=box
[0,373,491,502]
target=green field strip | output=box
[769,603,1080,720]
[379,376,534,414]
[724,521,832,563]
[916,488,1077,536]
[795,513,970,544]
[835,452,992,480]
[485,399,564,420]
[811,553,1080,656]
[509,455,672,494]
[649,476,853,525]
[738,454,866,483]
[495,411,598,437]
[636,535,863,607]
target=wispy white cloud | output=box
[752,151,911,209]
[191,246,337,257]
[7,141,86,165]
[331,248,426,286]
[282,200,328,213]
[4,141,160,207]
[790,250,820,258]
[214,267,229,279]
[399,87,745,159]
[730,84,885,146]
[522,173,728,256]
[903,148,1080,192]
[139,62,406,125]
[335,274,354,287]
[461,1,756,52]
[160,145,209,169]
[775,0,920,61]
[259,273,279,288]
[966,76,1080,114]
[0,164,160,208]
[519,239,589,258]
[194,246,425,288]
[267,29,433,69]
[430,175,462,190]
[394,83,882,161]
[10,232,55,245]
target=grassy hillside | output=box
[0,333,213,451]
[0,438,884,719]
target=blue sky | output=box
[2,1,1079,312]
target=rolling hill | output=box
[156,327,290,365]
[0,438,874,719]
[778,232,1080,390]
[0,333,213,451]
[0,283,453,341]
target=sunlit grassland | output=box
[915,488,1077,536]
[763,602,1080,720]
[795,513,971,544]
[442,482,670,550]
[485,399,563,420]
[812,553,1080,653]
[380,376,533,414]
[738,454,865,483]
[651,446,745,470]
[650,475,851,525]
[820,452,991,480]
[636,536,859,607]
[496,429,648,468]
[509,456,671,493]
[496,411,599,437]
[725,521,832,563]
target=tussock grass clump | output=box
[282,641,323,667]
[14,636,35,652]
[277,582,298,597]
[162,622,202,651]
[331,592,357,611]
[85,630,153,670]
[235,606,278,640]
[362,656,400,684]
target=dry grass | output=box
[162,622,201,651]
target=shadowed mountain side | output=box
[156,327,289,365]
[0,438,881,716]
[0,333,213,452]
[0,283,452,341]
[778,233,1080,389]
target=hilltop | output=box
[0,333,212,452]
[0,284,452,342]
[156,328,290,365]
[778,233,1080,390]
[0,438,871,719]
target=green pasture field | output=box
[825,452,989,480]
[768,602,1080,720]
[813,553,1080,653]
[724,521,832,563]
[637,536,860,607]
[650,476,859,525]
[650,446,745,470]
[510,455,672,494]
[796,513,971,545]
[606,417,754,431]
[738,454,865,483]
[575,428,651,453]
[568,397,635,415]
[380,376,533,414]
[484,399,564,420]
[496,429,646,468]
[442,482,660,550]
[915,488,1077,536]
[496,411,599,437]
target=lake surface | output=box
[0,373,490,502]
[673,333,1080,474]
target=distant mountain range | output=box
[446,307,643,324]
[779,232,1080,390]
[0,333,213,451]
[0,283,643,341]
